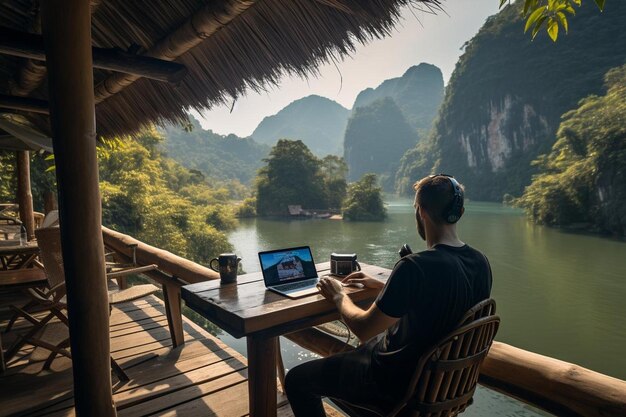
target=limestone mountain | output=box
[251,95,350,156]
[160,117,269,185]
[344,98,418,191]
[352,63,444,133]
[396,2,626,200]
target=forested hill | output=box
[396,1,626,200]
[251,95,350,156]
[352,63,443,133]
[160,117,269,185]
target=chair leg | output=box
[5,301,39,332]
[42,338,71,370]
[276,338,286,392]
[4,311,55,361]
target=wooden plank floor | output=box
[0,293,344,417]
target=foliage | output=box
[99,127,235,264]
[344,98,418,191]
[0,151,56,212]
[320,155,348,209]
[255,140,348,216]
[398,1,626,201]
[343,174,387,221]
[160,116,269,185]
[0,152,16,203]
[500,0,606,41]
[236,197,257,218]
[256,139,327,216]
[515,65,626,236]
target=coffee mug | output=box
[330,253,361,276]
[209,253,241,284]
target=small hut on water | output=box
[0,0,625,416]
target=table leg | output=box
[163,283,185,348]
[1,332,5,373]
[247,334,277,417]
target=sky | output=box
[194,1,501,138]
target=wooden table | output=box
[182,261,391,417]
[0,242,39,271]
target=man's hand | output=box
[317,277,345,306]
[341,271,385,290]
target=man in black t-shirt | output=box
[285,175,493,417]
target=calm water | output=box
[217,198,626,416]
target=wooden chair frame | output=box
[336,299,499,417]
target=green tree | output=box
[320,155,348,209]
[515,65,626,236]
[99,127,235,264]
[256,139,328,216]
[343,174,387,221]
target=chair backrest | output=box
[34,226,66,289]
[389,299,500,417]
[41,210,59,228]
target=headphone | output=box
[432,174,464,224]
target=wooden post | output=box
[16,150,35,240]
[41,1,116,416]
[247,335,278,417]
[44,191,57,214]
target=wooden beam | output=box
[0,94,49,114]
[284,327,355,358]
[16,151,35,240]
[0,27,187,83]
[41,1,116,416]
[102,226,219,284]
[94,0,257,103]
[479,342,626,417]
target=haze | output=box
[195,1,501,137]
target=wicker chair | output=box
[5,226,159,380]
[335,299,499,417]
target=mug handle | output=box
[209,258,219,272]
[354,261,361,272]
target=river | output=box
[214,198,626,416]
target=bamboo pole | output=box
[41,1,115,416]
[0,94,49,114]
[16,150,35,240]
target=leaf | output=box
[556,11,569,33]
[547,18,559,41]
[594,0,605,10]
[499,0,508,8]
[571,0,582,6]
[525,6,547,33]
[531,16,548,39]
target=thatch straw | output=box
[0,0,442,138]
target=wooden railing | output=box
[101,226,219,347]
[100,228,626,416]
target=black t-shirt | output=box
[371,244,492,393]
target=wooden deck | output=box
[0,293,343,417]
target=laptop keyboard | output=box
[275,278,318,292]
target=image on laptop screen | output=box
[259,247,317,286]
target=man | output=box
[284,174,493,417]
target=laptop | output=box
[259,246,322,298]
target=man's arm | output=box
[317,275,399,342]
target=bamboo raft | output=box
[0,294,343,417]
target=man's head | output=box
[413,174,465,241]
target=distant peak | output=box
[402,63,442,78]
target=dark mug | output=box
[330,253,361,276]
[209,253,242,284]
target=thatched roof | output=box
[0,0,441,138]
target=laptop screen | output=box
[259,246,318,286]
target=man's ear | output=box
[461,207,465,217]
